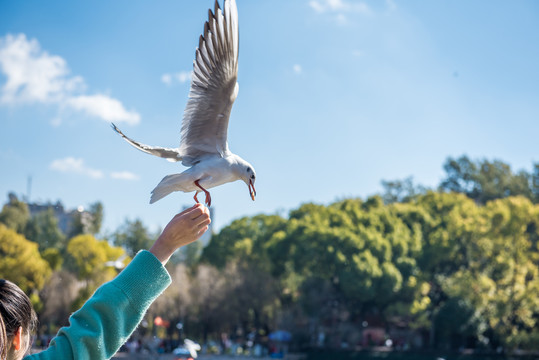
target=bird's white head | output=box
[246,165,257,201]
[233,157,256,201]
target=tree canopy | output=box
[1,155,538,352]
[112,218,156,257]
[439,155,536,204]
[0,224,51,293]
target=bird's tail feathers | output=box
[150,173,187,204]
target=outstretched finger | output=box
[178,204,199,215]
[188,205,209,220]
[172,204,204,222]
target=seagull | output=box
[111,0,256,207]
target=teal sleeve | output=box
[25,250,171,360]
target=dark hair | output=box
[0,279,38,356]
[1,311,7,360]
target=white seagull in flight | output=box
[112,0,256,207]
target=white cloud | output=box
[309,0,370,15]
[309,0,326,13]
[293,64,303,75]
[0,33,140,124]
[0,34,84,104]
[66,94,140,125]
[161,71,191,86]
[110,171,139,181]
[327,0,347,11]
[50,157,104,179]
[50,157,140,181]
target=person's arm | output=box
[26,204,210,360]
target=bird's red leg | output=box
[194,180,211,207]
[193,191,200,204]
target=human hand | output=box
[149,204,211,265]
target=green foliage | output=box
[66,234,127,310]
[201,214,286,270]
[533,163,539,203]
[445,197,539,350]
[381,176,426,204]
[0,224,51,293]
[67,202,104,238]
[439,155,534,204]
[24,207,66,251]
[0,193,30,234]
[434,297,480,343]
[88,202,104,234]
[201,186,539,350]
[171,240,204,267]
[42,248,64,271]
[2,156,538,351]
[277,198,423,314]
[112,218,155,257]
[66,234,125,280]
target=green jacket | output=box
[26,250,171,360]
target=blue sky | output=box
[1,0,538,234]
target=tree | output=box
[172,240,204,267]
[148,263,192,338]
[201,214,286,270]
[403,192,539,350]
[66,234,125,280]
[66,202,104,238]
[41,248,64,271]
[160,156,539,350]
[533,163,539,203]
[0,224,51,293]
[380,176,426,204]
[66,234,127,309]
[406,192,484,347]
[200,215,286,339]
[112,218,155,257]
[260,197,428,348]
[439,155,533,204]
[442,197,539,350]
[225,260,281,335]
[88,202,104,235]
[24,208,66,252]
[188,264,230,342]
[39,270,80,331]
[0,193,30,234]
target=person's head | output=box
[0,280,37,360]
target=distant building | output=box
[27,200,92,235]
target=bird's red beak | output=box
[249,179,256,201]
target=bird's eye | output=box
[250,174,255,180]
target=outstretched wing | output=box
[111,123,181,162]
[179,0,239,166]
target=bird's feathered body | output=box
[150,154,249,204]
[111,0,256,206]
